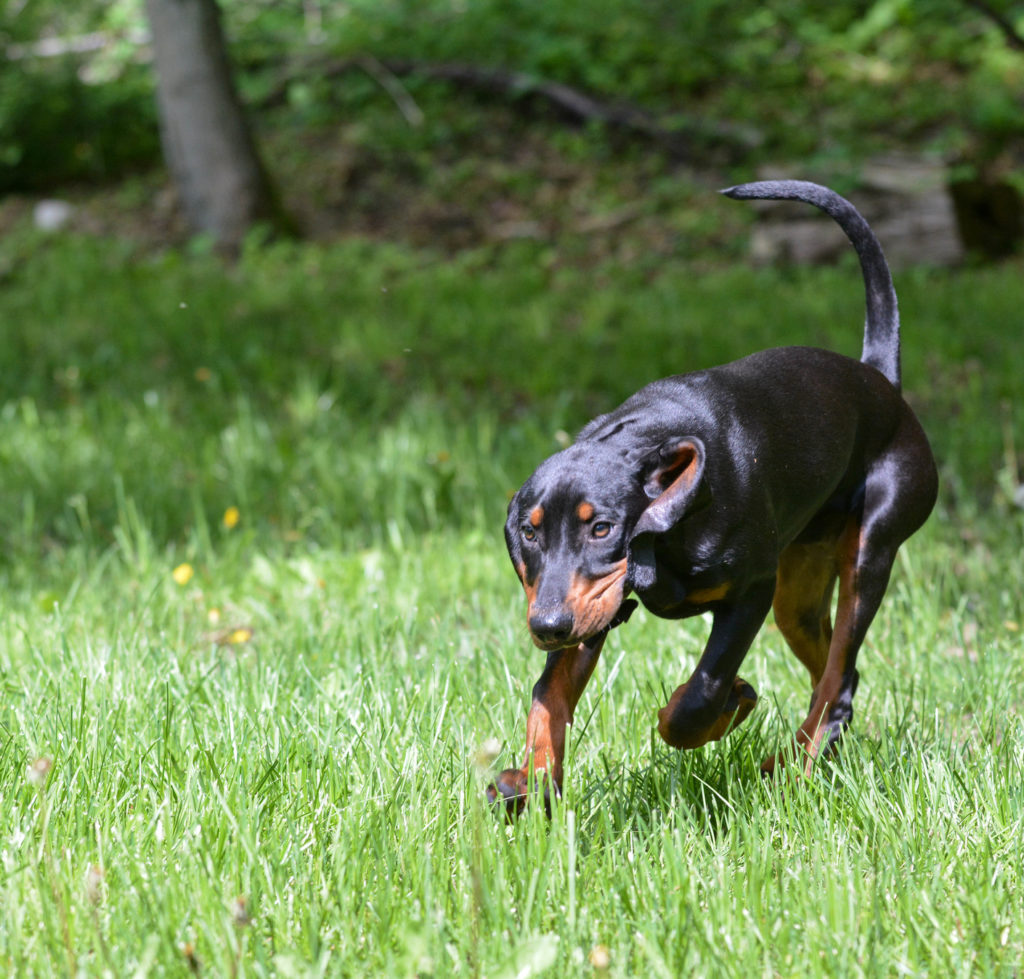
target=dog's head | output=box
[506,436,708,649]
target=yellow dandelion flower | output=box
[589,945,611,971]
[172,563,194,586]
[226,627,253,645]
[222,506,240,530]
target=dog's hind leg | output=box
[769,421,937,775]
[783,513,887,773]
[762,526,856,775]
[762,532,840,774]
[771,535,839,687]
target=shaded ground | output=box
[0,105,752,268]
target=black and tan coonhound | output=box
[489,180,938,815]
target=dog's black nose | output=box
[529,608,574,645]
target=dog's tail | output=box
[721,179,900,390]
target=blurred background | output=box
[1,0,1023,568]
[3,0,1023,255]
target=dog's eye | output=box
[522,526,537,542]
[592,521,612,538]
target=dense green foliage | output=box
[3,0,1024,190]
[1,226,1022,973]
[0,62,158,192]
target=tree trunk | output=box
[145,0,290,251]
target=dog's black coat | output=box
[490,180,938,815]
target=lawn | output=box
[1,219,1022,976]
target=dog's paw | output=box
[658,675,759,749]
[486,769,530,819]
[727,676,758,725]
[761,713,845,778]
[761,746,816,779]
[486,768,558,819]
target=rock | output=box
[33,199,75,232]
[747,157,965,268]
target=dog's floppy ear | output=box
[634,438,708,536]
[628,438,708,591]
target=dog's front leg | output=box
[657,581,774,750]
[488,632,606,817]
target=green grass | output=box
[1,223,1023,975]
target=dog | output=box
[488,180,938,816]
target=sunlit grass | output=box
[1,233,1022,974]
[1,517,1021,975]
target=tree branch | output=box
[964,0,1024,52]
[260,56,763,161]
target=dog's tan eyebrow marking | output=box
[576,502,595,522]
[529,506,544,527]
